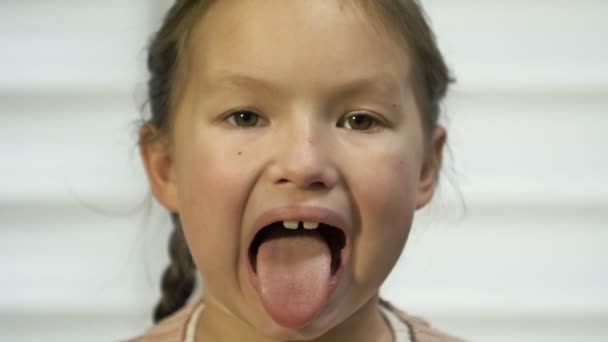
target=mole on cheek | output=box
[237,151,243,156]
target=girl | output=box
[134,0,463,341]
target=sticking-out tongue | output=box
[255,233,332,329]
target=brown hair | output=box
[143,0,453,323]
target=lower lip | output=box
[246,243,350,326]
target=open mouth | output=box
[246,217,349,329]
[248,221,347,276]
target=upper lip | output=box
[249,205,351,244]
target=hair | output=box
[143,0,453,323]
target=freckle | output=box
[237,151,242,156]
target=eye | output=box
[226,110,262,128]
[338,113,379,131]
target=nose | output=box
[267,121,339,190]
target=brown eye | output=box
[340,113,377,130]
[228,110,260,127]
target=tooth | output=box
[303,221,319,230]
[283,220,299,229]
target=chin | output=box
[251,308,338,341]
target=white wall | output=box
[1,1,607,341]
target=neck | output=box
[195,294,393,342]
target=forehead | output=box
[187,0,413,97]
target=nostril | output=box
[309,181,326,189]
[275,179,327,189]
[270,157,337,189]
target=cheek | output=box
[349,151,418,284]
[174,139,251,279]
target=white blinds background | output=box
[1,1,607,341]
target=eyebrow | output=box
[210,72,277,93]
[332,74,401,98]
[207,71,401,98]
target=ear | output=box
[415,125,447,210]
[139,124,179,212]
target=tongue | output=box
[256,234,332,329]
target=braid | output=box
[146,0,210,324]
[153,213,196,323]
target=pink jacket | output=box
[129,299,465,342]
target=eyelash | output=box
[225,109,385,131]
[337,112,383,131]
[225,109,266,128]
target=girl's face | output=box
[142,0,444,340]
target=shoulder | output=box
[379,298,468,342]
[125,300,201,342]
